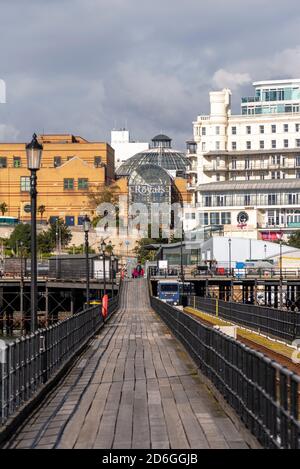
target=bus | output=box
[0,216,19,226]
[157,280,194,306]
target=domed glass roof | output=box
[116,135,190,178]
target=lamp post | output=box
[180,219,184,283]
[228,238,232,276]
[264,243,267,259]
[26,133,43,333]
[20,241,24,283]
[276,232,283,308]
[111,253,115,299]
[100,239,106,296]
[83,215,91,308]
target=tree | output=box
[8,223,31,254]
[288,231,300,249]
[88,183,120,228]
[37,230,55,255]
[48,218,72,249]
[0,202,8,216]
[38,205,46,220]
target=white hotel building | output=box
[187,79,300,240]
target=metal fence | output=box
[151,296,300,449]
[188,297,300,342]
[0,293,119,426]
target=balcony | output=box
[203,164,227,172]
[241,96,260,103]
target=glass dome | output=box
[116,136,190,178]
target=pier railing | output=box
[188,296,300,342]
[151,296,300,449]
[0,293,119,426]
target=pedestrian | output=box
[140,267,144,277]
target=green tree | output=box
[8,223,31,254]
[0,202,8,216]
[37,230,55,255]
[288,231,300,249]
[88,183,120,228]
[48,218,72,249]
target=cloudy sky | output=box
[1,0,300,148]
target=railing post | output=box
[216,298,219,318]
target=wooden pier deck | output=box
[5,279,251,449]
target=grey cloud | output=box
[1,0,300,148]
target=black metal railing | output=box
[187,297,300,342]
[0,293,120,426]
[151,296,300,449]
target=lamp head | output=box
[26,133,43,170]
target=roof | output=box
[152,134,172,142]
[116,147,190,177]
[196,179,300,192]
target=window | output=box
[245,157,251,169]
[232,141,237,150]
[231,158,237,169]
[204,195,212,207]
[94,156,102,167]
[215,141,220,150]
[246,125,251,134]
[246,141,251,150]
[284,124,289,132]
[13,156,21,168]
[288,193,298,204]
[231,126,237,135]
[268,194,277,205]
[284,139,289,148]
[203,213,209,225]
[260,140,265,149]
[64,178,74,190]
[216,174,220,181]
[271,171,280,179]
[210,212,220,224]
[296,123,300,132]
[202,127,206,136]
[296,155,300,166]
[259,125,264,134]
[0,157,7,168]
[20,176,30,192]
[296,139,300,148]
[54,156,62,167]
[244,194,251,205]
[216,195,226,207]
[216,126,220,135]
[202,142,206,151]
[221,212,231,225]
[271,124,276,133]
[78,178,88,190]
[272,140,276,149]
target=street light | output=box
[26,133,43,333]
[264,243,267,259]
[228,238,232,276]
[111,253,115,299]
[100,239,106,296]
[276,232,283,308]
[83,215,91,308]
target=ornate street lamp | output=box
[26,133,43,333]
[100,239,106,296]
[111,253,115,299]
[83,215,91,308]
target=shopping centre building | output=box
[187,79,300,240]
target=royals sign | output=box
[133,185,166,195]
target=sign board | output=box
[236,262,245,269]
[94,259,110,279]
[24,204,31,213]
[158,260,168,269]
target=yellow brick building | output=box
[0,134,115,225]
